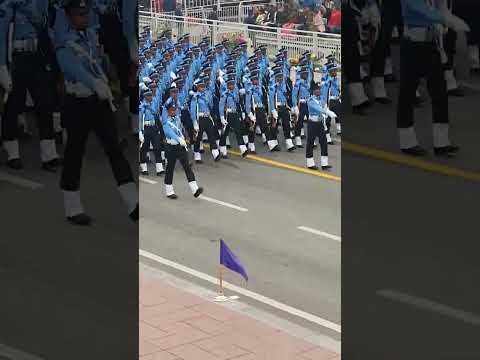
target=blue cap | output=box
[215,44,223,49]
[299,67,309,75]
[143,89,153,97]
[326,62,338,71]
[166,101,176,110]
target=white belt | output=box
[299,99,307,103]
[309,115,320,122]
[198,112,210,117]
[13,38,38,52]
[65,81,94,98]
[276,103,286,107]
[405,28,434,42]
[226,108,236,113]
[144,120,156,126]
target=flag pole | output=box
[218,264,224,295]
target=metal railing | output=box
[149,0,288,23]
[139,12,341,63]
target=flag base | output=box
[214,295,239,302]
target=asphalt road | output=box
[342,44,480,359]
[0,107,139,360]
[139,129,342,340]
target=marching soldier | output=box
[396,0,469,156]
[1,0,61,171]
[56,0,138,225]
[219,77,248,157]
[162,101,203,199]
[306,83,335,171]
[269,69,295,152]
[139,89,164,176]
[322,61,342,141]
[190,78,220,163]
[245,71,279,152]
[292,67,311,148]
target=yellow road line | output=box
[226,148,341,182]
[343,141,480,183]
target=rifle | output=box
[4,2,16,103]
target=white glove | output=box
[0,65,12,91]
[166,138,177,145]
[324,108,337,119]
[193,122,200,132]
[179,138,187,147]
[248,112,256,122]
[271,110,278,120]
[241,112,246,120]
[220,116,228,126]
[239,88,246,95]
[292,106,299,116]
[139,131,144,143]
[93,79,113,100]
[443,12,470,32]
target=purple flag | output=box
[220,239,248,282]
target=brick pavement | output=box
[140,273,340,360]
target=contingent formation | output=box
[343,0,479,156]
[0,0,138,225]
[138,26,341,199]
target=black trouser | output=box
[278,106,293,140]
[181,109,195,144]
[194,115,218,152]
[60,96,134,191]
[139,125,164,164]
[444,28,457,72]
[306,120,328,158]
[257,108,276,141]
[342,5,363,84]
[220,113,246,147]
[397,40,448,129]
[2,52,55,141]
[294,102,308,137]
[164,144,195,185]
[326,100,341,131]
[99,13,131,98]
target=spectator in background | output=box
[327,5,340,33]
[164,0,176,12]
[313,10,326,32]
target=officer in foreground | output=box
[306,82,334,171]
[56,0,138,225]
[162,101,203,200]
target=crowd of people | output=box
[343,0,479,157]
[244,0,340,34]
[0,0,139,226]
[138,26,341,198]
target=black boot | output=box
[434,145,459,158]
[7,158,23,170]
[401,145,426,157]
[129,205,139,222]
[42,159,59,172]
[193,187,204,198]
[67,213,92,226]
